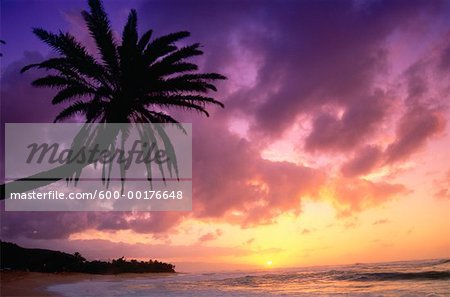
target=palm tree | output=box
[23,0,225,123]
[1,0,225,198]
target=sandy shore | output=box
[0,271,176,296]
[0,271,101,296]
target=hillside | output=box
[0,241,175,274]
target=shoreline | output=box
[0,271,176,297]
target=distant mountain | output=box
[0,241,175,274]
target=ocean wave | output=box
[433,259,450,266]
[339,271,450,281]
[218,269,450,287]
[48,260,450,297]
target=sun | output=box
[266,260,273,266]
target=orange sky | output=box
[67,115,450,271]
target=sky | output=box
[1,0,450,272]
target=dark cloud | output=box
[0,209,186,239]
[305,92,391,153]
[438,33,450,72]
[1,52,56,122]
[138,0,443,139]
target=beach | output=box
[0,271,176,297]
[2,271,59,296]
[2,259,448,297]
[0,271,96,296]
[0,271,129,296]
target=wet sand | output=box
[1,271,106,296]
[0,271,80,296]
[0,271,175,296]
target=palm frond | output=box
[52,85,96,105]
[23,0,226,124]
[31,75,78,88]
[82,0,119,74]
[176,73,227,80]
[151,76,218,93]
[54,101,91,122]
[142,96,210,116]
[12,0,227,197]
[147,62,199,79]
[119,9,139,76]
[143,31,190,65]
[135,106,179,124]
[149,43,203,74]
[121,9,138,51]
[137,29,152,52]
[32,29,105,75]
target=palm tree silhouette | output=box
[1,0,225,199]
[23,0,224,122]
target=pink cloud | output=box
[332,178,408,217]
[434,170,450,200]
[341,145,383,177]
[198,229,222,243]
[385,105,445,164]
[191,119,325,226]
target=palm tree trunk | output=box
[1,124,123,200]
[1,162,86,200]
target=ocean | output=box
[48,259,450,296]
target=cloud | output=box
[341,145,383,177]
[373,219,390,225]
[7,238,254,262]
[381,33,450,165]
[343,218,360,229]
[191,119,325,226]
[434,188,450,199]
[331,178,408,217]
[301,228,312,235]
[1,0,449,244]
[197,229,222,243]
[305,92,392,153]
[243,238,255,246]
[434,170,450,200]
[385,105,445,164]
[137,0,442,139]
[439,35,450,72]
[0,210,186,239]
[0,52,66,125]
[0,52,61,183]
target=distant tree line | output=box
[0,241,175,274]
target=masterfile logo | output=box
[4,123,192,211]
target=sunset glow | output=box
[1,0,450,276]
